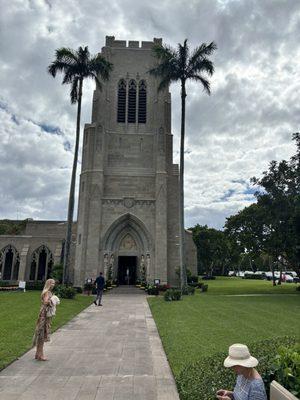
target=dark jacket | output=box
[95,275,105,290]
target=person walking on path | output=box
[33,279,56,361]
[94,272,105,306]
[217,343,267,400]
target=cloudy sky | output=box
[0,0,299,229]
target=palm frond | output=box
[55,47,78,64]
[188,42,217,71]
[94,75,102,91]
[70,76,79,104]
[48,61,70,77]
[190,74,211,95]
[188,58,215,77]
[178,39,189,76]
[89,54,113,81]
[151,43,177,61]
[48,45,113,104]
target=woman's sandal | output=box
[35,356,48,361]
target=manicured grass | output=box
[148,284,300,377]
[203,276,299,295]
[0,291,92,370]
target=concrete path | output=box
[0,286,179,400]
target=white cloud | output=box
[0,0,299,229]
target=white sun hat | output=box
[224,344,258,368]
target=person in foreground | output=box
[94,271,105,306]
[217,343,267,400]
[33,278,56,361]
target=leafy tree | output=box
[225,133,300,278]
[0,219,28,235]
[192,224,230,275]
[48,46,113,284]
[149,39,217,290]
[251,132,300,277]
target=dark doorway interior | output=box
[118,256,137,285]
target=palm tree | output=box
[48,46,113,284]
[149,39,217,290]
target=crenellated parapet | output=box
[105,36,162,49]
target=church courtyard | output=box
[0,280,299,399]
[0,287,179,400]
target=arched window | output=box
[117,79,126,123]
[127,80,137,123]
[138,80,147,123]
[0,245,20,281]
[30,245,53,281]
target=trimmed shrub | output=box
[53,284,77,299]
[182,285,195,295]
[187,275,198,284]
[164,289,182,301]
[201,284,208,292]
[83,282,93,294]
[74,286,83,294]
[26,281,45,291]
[147,285,159,295]
[0,280,18,287]
[177,336,297,400]
[244,273,263,280]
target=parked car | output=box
[281,273,296,283]
[228,271,236,277]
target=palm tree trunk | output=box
[179,80,187,291]
[63,78,83,284]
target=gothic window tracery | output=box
[138,80,147,123]
[127,80,137,123]
[117,79,126,123]
[117,79,147,125]
[29,245,53,281]
[0,245,20,280]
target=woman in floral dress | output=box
[33,279,55,361]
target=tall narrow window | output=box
[127,80,137,123]
[117,79,126,123]
[138,80,147,123]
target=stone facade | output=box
[0,36,197,286]
[74,36,196,286]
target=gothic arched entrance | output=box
[102,214,152,285]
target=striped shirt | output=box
[233,375,267,400]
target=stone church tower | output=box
[74,36,196,286]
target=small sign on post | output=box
[19,281,26,292]
[154,279,160,285]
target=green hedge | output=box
[0,280,18,287]
[164,289,182,301]
[177,336,297,400]
[53,285,77,299]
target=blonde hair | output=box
[41,279,55,298]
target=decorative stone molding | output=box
[120,234,137,250]
[123,197,135,208]
[102,198,155,208]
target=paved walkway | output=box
[0,287,179,400]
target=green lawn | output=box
[0,291,92,370]
[203,276,299,295]
[148,279,300,376]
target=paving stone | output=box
[0,288,179,399]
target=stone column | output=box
[18,245,29,281]
[103,253,109,280]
